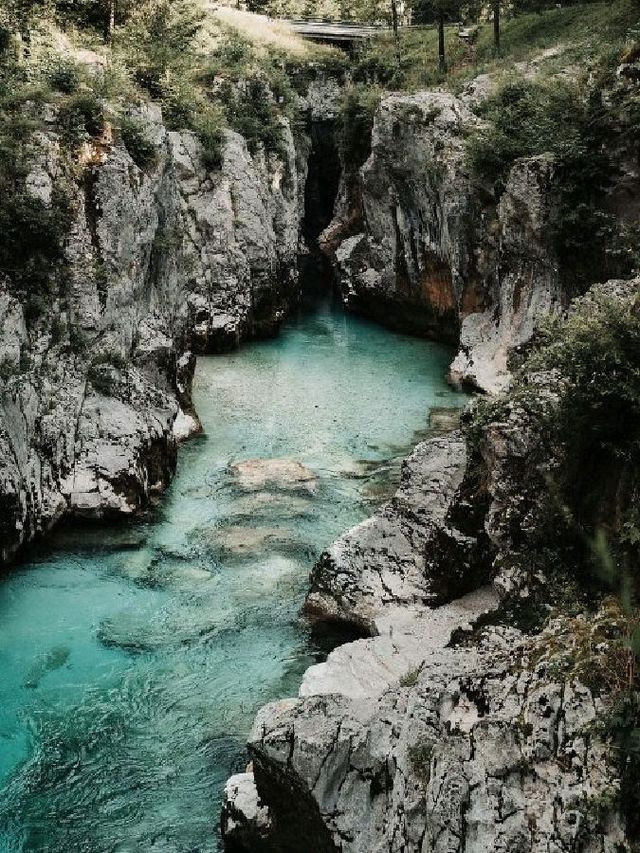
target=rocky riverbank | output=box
[222,279,640,853]
[220,46,640,848]
[0,92,312,564]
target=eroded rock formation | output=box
[222,280,640,852]
[0,102,305,564]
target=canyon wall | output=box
[222,279,640,853]
[322,77,638,393]
[0,101,307,564]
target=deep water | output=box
[0,293,466,852]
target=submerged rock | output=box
[23,645,71,689]
[229,459,318,494]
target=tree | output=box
[413,0,462,71]
[390,0,401,67]
[492,0,500,54]
[117,0,204,95]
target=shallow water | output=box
[0,294,466,852]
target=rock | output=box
[233,620,626,853]
[324,90,482,345]
[205,525,307,560]
[305,432,491,632]
[229,459,318,493]
[0,96,307,565]
[324,69,638,393]
[449,155,563,392]
[221,773,273,853]
[299,587,499,701]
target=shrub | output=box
[193,107,226,172]
[58,90,104,142]
[116,0,204,98]
[45,57,82,94]
[465,70,638,289]
[119,116,157,170]
[467,283,640,590]
[222,76,286,158]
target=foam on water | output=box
[0,295,466,852]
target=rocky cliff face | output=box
[322,77,636,393]
[0,101,306,565]
[222,278,640,852]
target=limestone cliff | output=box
[0,101,305,565]
[222,279,640,852]
[322,75,638,393]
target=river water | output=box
[0,293,465,852]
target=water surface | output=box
[0,295,466,852]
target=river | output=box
[0,292,466,852]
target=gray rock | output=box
[0,100,307,565]
[305,432,491,632]
[233,620,626,853]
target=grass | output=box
[353,0,640,92]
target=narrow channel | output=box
[0,289,466,852]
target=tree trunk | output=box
[390,0,401,68]
[438,13,446,72]
[105,0,116,44]
[493,0,500,54]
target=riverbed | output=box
[0,294,466,852]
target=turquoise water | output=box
[0,294,465,852]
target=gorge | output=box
[1,2,640,851]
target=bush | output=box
[119,116,157,170]
[222,76,286,158]
[193,107,226,172]
[339,83,381,174]
[58,90,104,142]
[466,71,637,289]
[467,283,640,590]
[116,0,204,98]
[45,57,82,94]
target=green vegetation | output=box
[351,0,639,91]
[469,285,640,583]
[466,70,640,288]
[466,284,640,840]
[118,115,157,169]
[338,83,381,177]
[0,60,72,321]
[399,664,422,687]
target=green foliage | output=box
[119,115,157,170]
[0,61,71,319]
[218,75,286,157]
[603,691,640,842]
[45,57,82,94]
[193,106,226,171]
[117,0,204,97]
[466,70,639,287]
[339,83,381,174]
[58,90,104,142]
[352,0,638,91]
[399,665,422,687]
[467,284,640,589]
